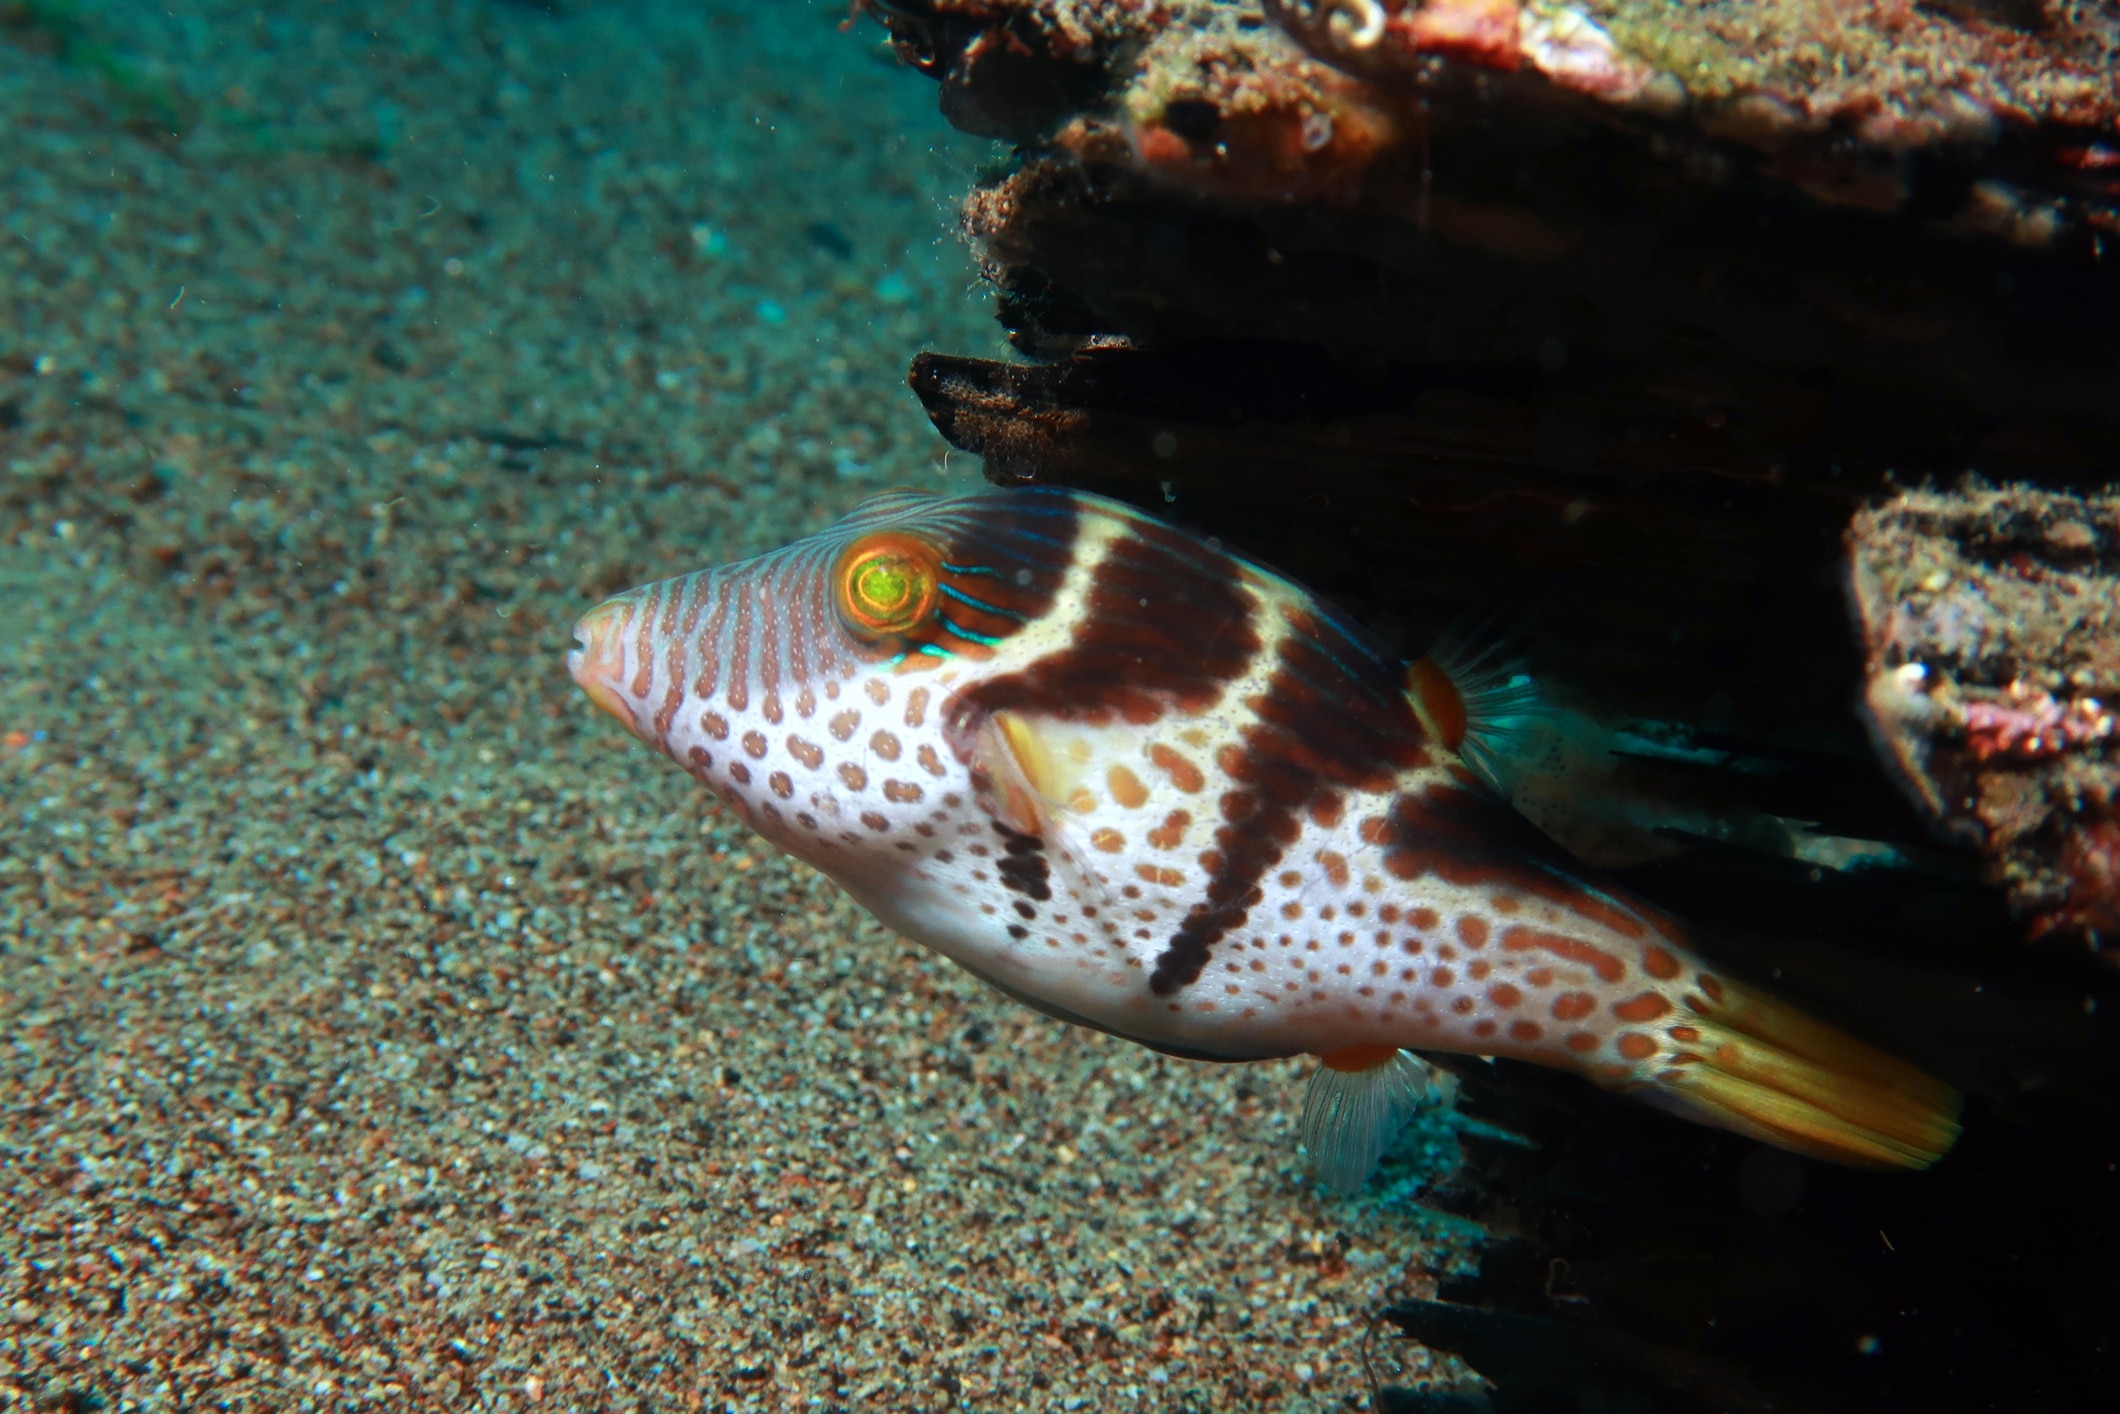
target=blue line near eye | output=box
[936,583,1025,620]
[993,528,1072,549]
[936,613,1003,646]
[938,561,997,576]
[886,651,909,666]
[918,643,955,659]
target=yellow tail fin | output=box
[1643,976,1962,1169]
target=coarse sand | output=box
[1,2,1475,1409]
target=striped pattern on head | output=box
[570,488,1075,749]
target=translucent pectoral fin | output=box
[963,707,1127,922]
[1299,1048,1447,1194]
[963,708,1078,835]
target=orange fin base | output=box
[1642,976,1961,1170]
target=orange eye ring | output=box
[834,532,940,639]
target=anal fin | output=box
[1300,1047,1451,1194]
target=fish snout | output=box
[569,595,644,738]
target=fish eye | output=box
[834,532,940,639]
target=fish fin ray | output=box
[1637,978,1961,1169]
[967,708,1128,921]
[1406,628,1552,796]
[1299,1049,1446,1194]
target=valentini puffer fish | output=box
[569,488,1960,1190]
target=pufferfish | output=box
[568,488,1960,1190]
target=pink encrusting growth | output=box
[571,488,1961,1189]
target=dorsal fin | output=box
[1403,633,1547,792]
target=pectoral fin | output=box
[965,708,1076,837]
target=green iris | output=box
[855,557,915,615]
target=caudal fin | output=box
[1641,977,1961,1169]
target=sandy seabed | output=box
[0,2,1474,1409]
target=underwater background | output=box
[0,2,1473,1408]
[7,2,2120,1412]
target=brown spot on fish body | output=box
[839,763,868,791]
[1617,1032,1658,1060]
[1148,810,1191,850]
[1502,925,1626,983]
[1613,993,1672,1023]
[904,687,929,728]
[1510,1019,1543,1042]
[916,743,947,777]
[1108,763,1150,808]
[1551,992,1597,1021]
[883,780,924,804]
[741,731,768,760]
[1577,898,1647,939]
[1457,916,1490,949]
[652,664,685,743]
[829,710,860,742]
[871,729,902,761]
[702,711,730,741]
[865,679,890,706]
[1642,944,1682,980]
[788,736,824,770]
[1148,743,1205,793]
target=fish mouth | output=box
[569,597,642,736]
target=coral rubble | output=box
[870,0,2119,446]
[1852,483,2120,954]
